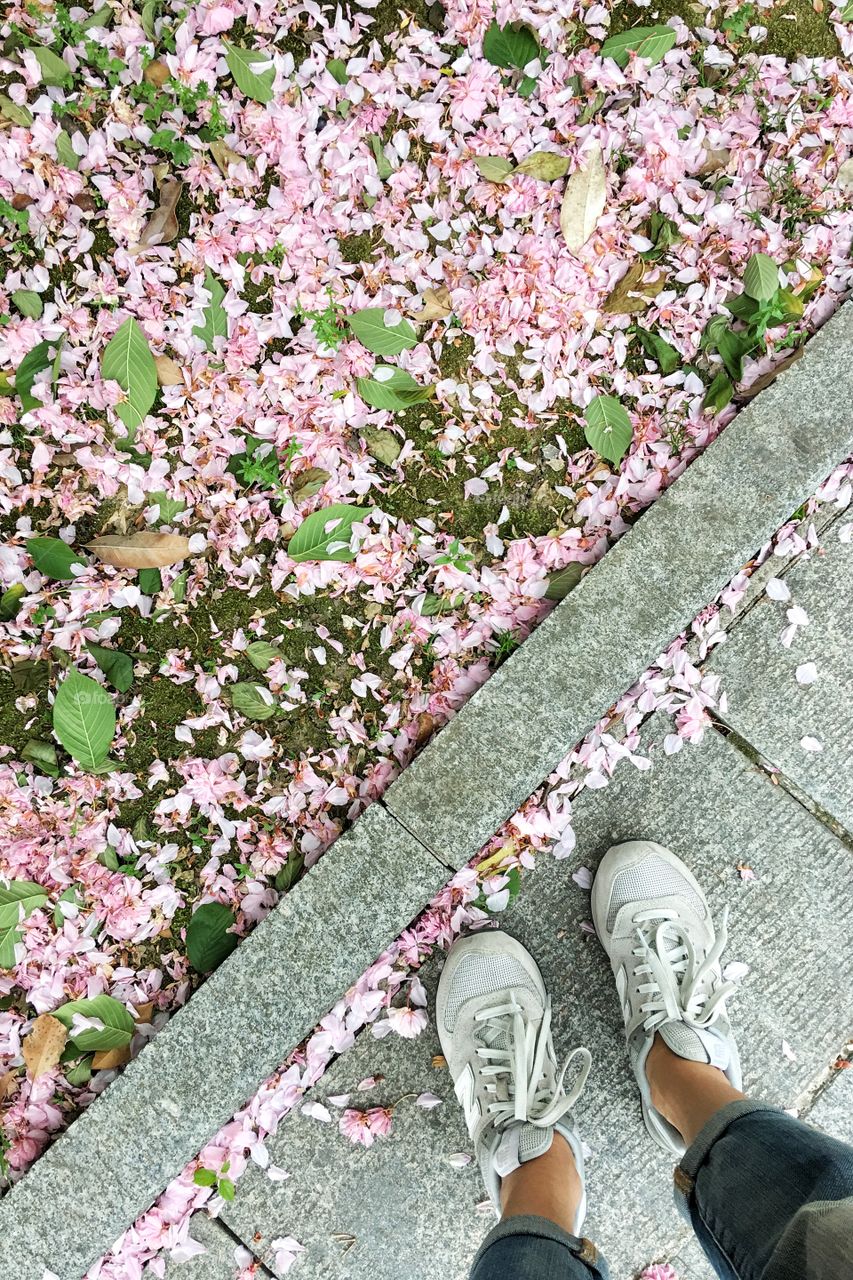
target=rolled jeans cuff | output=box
[674,1098,780,1222]
[471,1214,608,1278]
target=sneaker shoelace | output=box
[472,996,591,1130]
[631,905,737,1034]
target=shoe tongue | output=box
[660,1021,730,1071]
[493,1122,553,1179]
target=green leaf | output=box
[724,293,758,323]
[64,1056,93,1085]
[31,45,73,87]
[55,130,79,170]
[0,584,25,621]
[138,566,162,595]
[223,41,275,104]
[0,95,33,127]
[246,641,281,672]
[86,642,134,693]
[634,326,680,375]
[775,287,804,322]
[349,308,418,356]
[12,290,42,319]
[171,568,189,603]
[227,682,279,720]
[101,318,158,439]
[419,592,462,617]
[53,994,135,1051]
[22,739,59,777]
[218,1177,236,1201]
[148,490,185,524]
[367,134,393,180]
[600,24,677,69]
[583,394,633,465]
[327,57,348,83]
[26,536,87,580]
[194,1168,217,1187]
[15,340,53,413]
[742,252,780,302]
[81,5,113,29]
[482,21,540,70]
[517,74,538,98]
[840,0,853,17]
[716,329,751,383]
[0,881,48,968]
[474,155,513,184]
[356,367,434,411]
[185,902,238,972]
[701,313,731,351]
[287,503,368,563]
[53,885,80,927]
[52,672,116,770]
[99,846,120,871]
[362,425,402,466]
[702,370,734,413]
[274,850,304,893]
[141,0,159,38]
[544,563,583,602]
[193,269,228,350]
[512,152,569,181]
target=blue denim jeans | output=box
[469,1102,853,1280]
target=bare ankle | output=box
[645,1033,745,1147]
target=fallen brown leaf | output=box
[415,711,435,747]
[696,146,731,178]
[560,144,606,254]
[87,532,191,569]
[92,1045,131,1070]
[154,354,184,387]
[602,261,665,315]
[0,1069,18,1099]
[143,59,170,87]
[133,177,183,251]
[410,285,452,322]
[11,193,35,211]
[209,140,243,176]
[133,1000,154,1024]
[22,1014,67,1080]
[71,191,98,213]
[738,348,804,400]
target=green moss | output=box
[438,331,475,378]
[608,0,838,58]
[338,231,376,264]
[761,0,838,59]
[357,0,433,54]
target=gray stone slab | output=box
[162,1215,249,1280]
[0,806,449,1280]
[667,1237,718,1279]
[221,717,853,1280]
[384,303,853,868]
[709,527,853,831]
[806,1067,853,1146]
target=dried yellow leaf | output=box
[22,1014,67,1079]
[87,532,191,569]
[154,355,184,387]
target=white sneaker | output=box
[592,840,741,1157]
[436,930,591,1232]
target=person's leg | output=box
[593,839,853,1280]
[647,1038,853,1280]
[436,931,609,1279]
